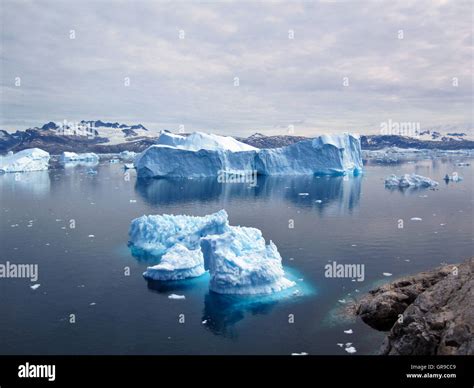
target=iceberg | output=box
[135,132,362,178]
[155,131,257,152]
[119,150,137,161]
[143,244,206,281]
[128,209,294,294]
[201,226,295,294]
[129,209,229,258]
[0,148,50,173]
[385,173,439,188]
[60,152,99,163]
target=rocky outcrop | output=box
[356,258,473,355]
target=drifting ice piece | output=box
[385,173,439,188]
[129,209,229,257]
[0,148,50,172]
[201,226,295,294]
[135,132,362,178]
[129,209,294,294]
[119,151,137,161]
[143,244,206,281]
[60,152,99,163]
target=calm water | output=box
[0,156,472,355]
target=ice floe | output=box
[385,173,438,189]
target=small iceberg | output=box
[385,173,438,189]
[119,150,137,161]
[0,148,50,173]
[60,152,99,163]
[201,226,295,295]
[444,173,463,182]
[168,294,186,300]
[128,210,295,295]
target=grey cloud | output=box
[0,0,472,137]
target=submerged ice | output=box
[135,132,362,178]
[128,210,294,295]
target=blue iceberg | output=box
[134,132,362,178]
[128,209,294,294]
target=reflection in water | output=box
[145,275,208,294]
[135,175,362,214]
[0,171,51,197]
[202,292,278,339]
[62,161,99,168]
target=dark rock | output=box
[356,258,473,355]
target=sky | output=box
[0,0,472,137]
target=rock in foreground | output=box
[356,258,473,355]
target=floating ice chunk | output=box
[124,163,135,170]
[385,173,438,189]
[143,244,205,281]
[130,209,295,294]
[119,151,137,161]
[60,152,99,163]
[410,217,422,221]
[337,343,344,348]
[129,209,229,258]
[382,272,392,277]
[344,329,353,334]
[200,226,295,295]
[89,302,96,306]
[168,294,186,300]
[30,284,41,290]
[444,173,463,182]
[315,200,323,203]
[298,193,309,196]
[345,346,357,354]
[291,352,308,356]
[0,148,50,173]
[135,132,363,178]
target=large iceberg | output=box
[385,173,439,188]
[128,210,294,294]
[201,227,295,294]
[155,131,257,152]
[135,132,362,178]
[0,148,50,173]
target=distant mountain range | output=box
[1,121,473,154]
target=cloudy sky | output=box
[1,0,472,136]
